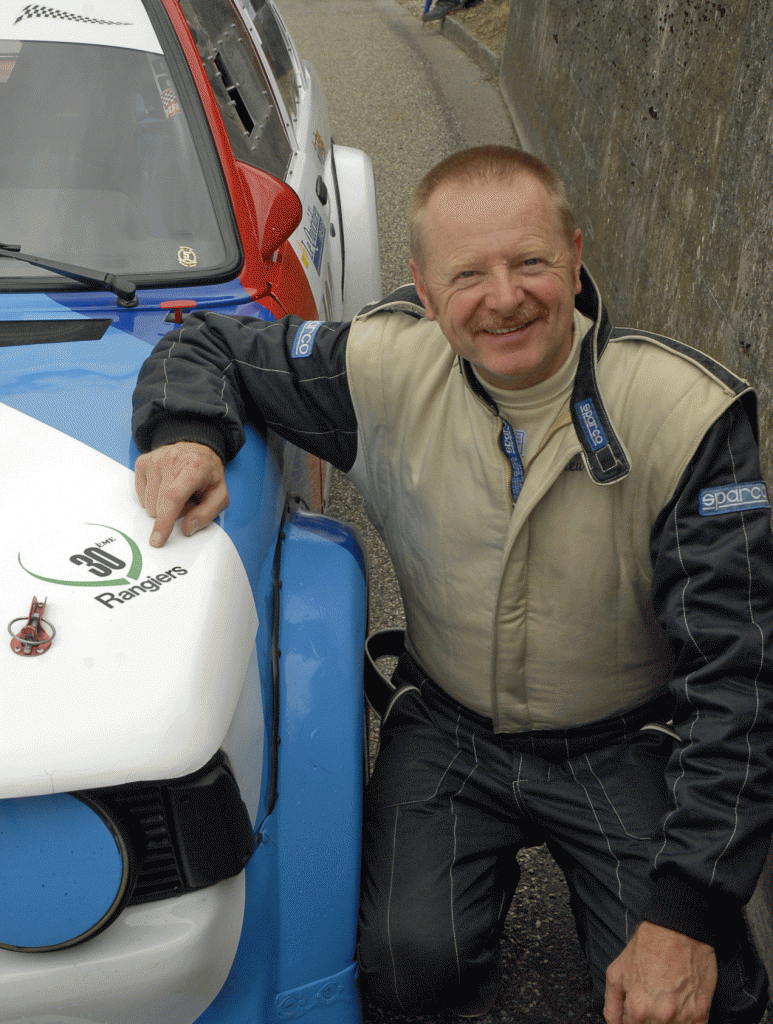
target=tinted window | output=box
[246,0,298,122]
[180,0,291,180]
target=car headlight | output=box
[0,751,256,953]
[0,792,131,952]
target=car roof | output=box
[0,0,163,54]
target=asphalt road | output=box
[274,3,772,1022]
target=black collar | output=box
[569,267,630,483]
[461,266,630,485]
[363,272,631,484]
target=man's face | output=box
[410,174,583,391]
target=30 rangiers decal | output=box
[17,523,187,608]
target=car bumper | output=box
[0,875,244,1024]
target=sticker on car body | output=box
[1,1,163,55]
[313,130,327,164]
[303,204,326,274]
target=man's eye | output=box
[523,258,540,267]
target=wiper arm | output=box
[0,243,138,308]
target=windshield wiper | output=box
[0,243,138,308]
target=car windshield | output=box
[0,39,231,289]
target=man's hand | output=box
[134,442,229,547]
[604,921,717,1024]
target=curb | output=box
[430,13,500,79]
[402,0,501,80]
[402,0,522,146]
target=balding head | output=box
[409,146,577,271]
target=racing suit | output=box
[133,267,773,1020]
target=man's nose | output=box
[484,269,524,311]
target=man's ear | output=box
[409,258,437,320]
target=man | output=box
[132,147,773,1024]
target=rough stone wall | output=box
[499,0,773,973]
[499,0,773,479]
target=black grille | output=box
[0,319,111,346]
[78,751,256,907]
[118,790,184,903]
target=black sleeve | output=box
[644,399,773,949]
[131,310,359,472]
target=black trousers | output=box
[358,656,768,1021]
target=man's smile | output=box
[477,316,541,340]
[483,320,538,335]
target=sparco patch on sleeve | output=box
[699,482,770,516]
[291,320,324,358]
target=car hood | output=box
[0,292,155,467]
[1,397,258,800]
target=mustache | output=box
[475,304,544,333]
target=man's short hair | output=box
[409,146,578,268]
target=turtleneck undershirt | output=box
[473,308,593,472]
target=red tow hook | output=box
[160,299,198,324]
[9,596,55,656]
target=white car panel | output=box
[0,876,245,1024]
[1,403,258,798]
[0,0,162,55]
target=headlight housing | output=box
[0,751,256,952]
[0,791,130,951]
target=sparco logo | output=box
[575,399,608,452]
[291,320,323,359]
[699,482,770,517]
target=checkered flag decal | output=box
[14,5,132,25]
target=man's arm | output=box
[603,399,773,1023]
[646,399,773,938]
[131,310,358,544]
[132,309,358,467]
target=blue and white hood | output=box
[1,401,259,800]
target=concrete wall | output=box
[499,0,773,480]
[498,0,773,971]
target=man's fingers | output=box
[135,458,162,518]
[134,442,227,547]
[603,975,624,1024]
[179,481,230,538]
[149,479,192,547]
[603,922,716,1024]
[149,464,226,546]
[134,455,152,509]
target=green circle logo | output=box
[18,524,143,588]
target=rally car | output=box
[0,1,380,1021]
